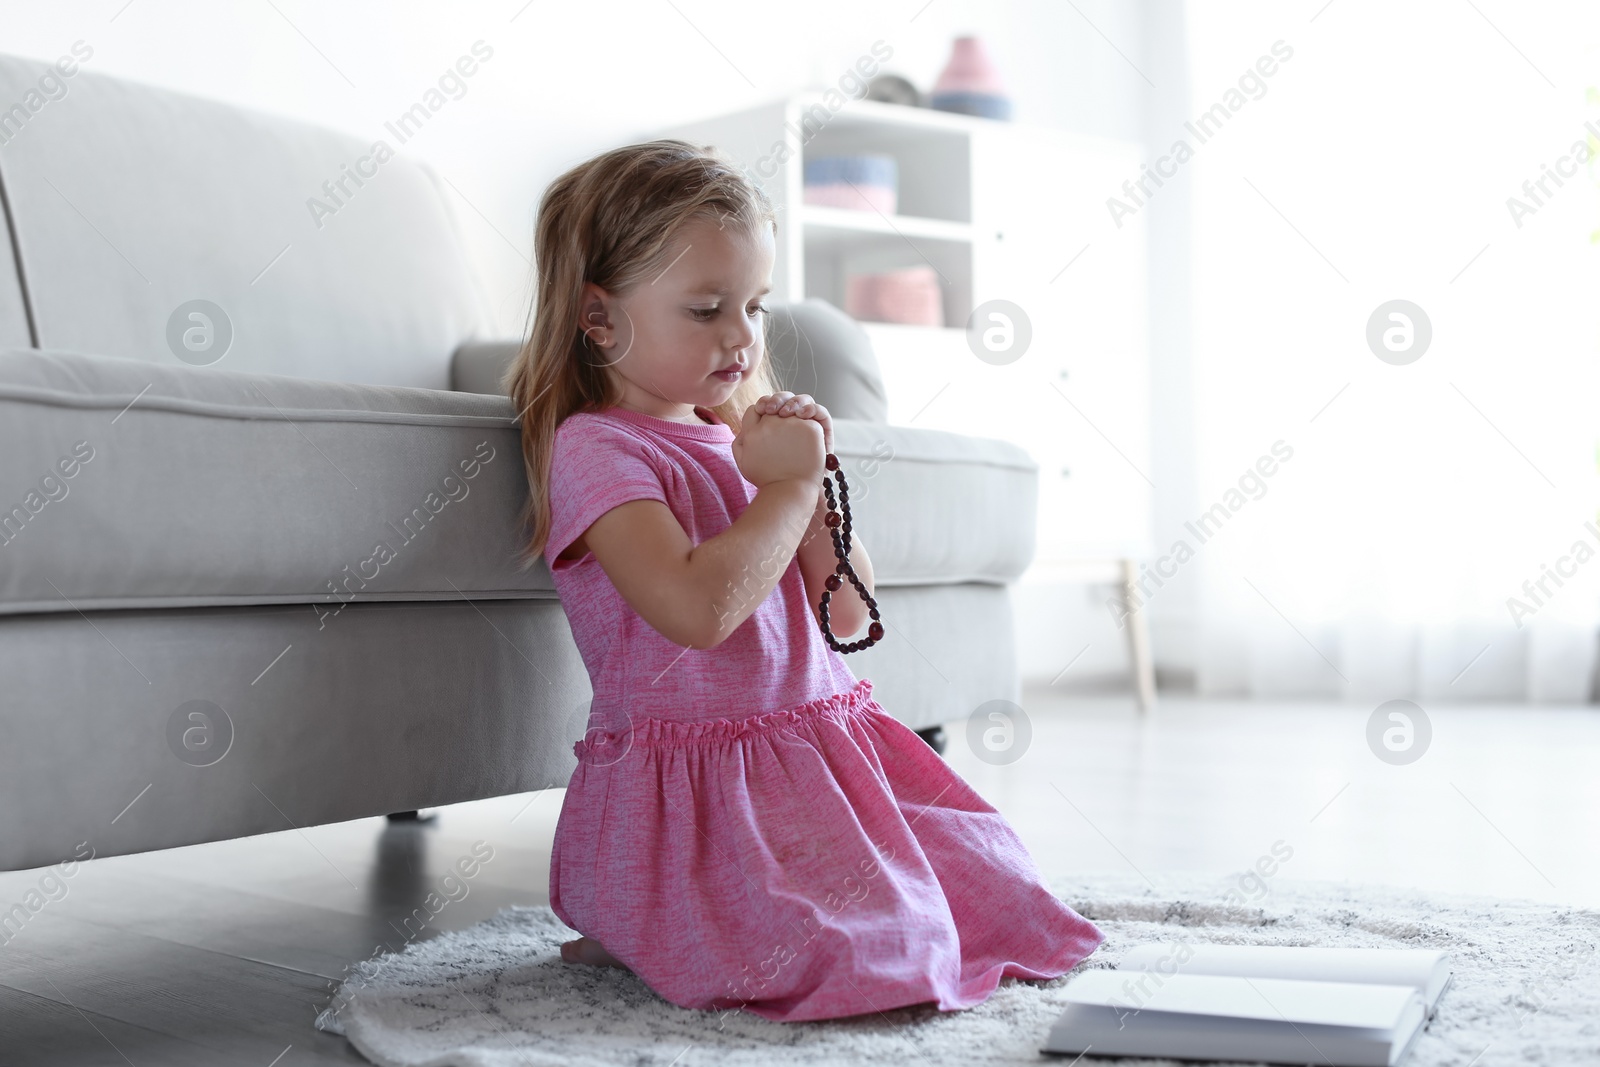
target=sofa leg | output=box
[386,810,427,822]
[915,725,947,755]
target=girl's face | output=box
[582,216,775,422]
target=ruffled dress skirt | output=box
[548,677,1105,1022]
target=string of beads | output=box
[818,453,884,653]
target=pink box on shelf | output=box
[844,266,943,327]
[803,183,898,214]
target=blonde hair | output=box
[504,138,780,572]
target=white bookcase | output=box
[656,91,1153,580]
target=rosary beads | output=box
[818,453,884,653]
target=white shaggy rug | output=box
[312,872,1600,1066]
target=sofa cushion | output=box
[0,52,493,388]
[0,347,1036,615]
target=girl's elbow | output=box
[688,604,737,650]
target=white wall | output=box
[2,0,1172,694]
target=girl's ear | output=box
[578,282,613,343]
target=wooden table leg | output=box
[1120,558,1157,713]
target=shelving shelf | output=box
[800,204,974,245]
[799,92,1002,136]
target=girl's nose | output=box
[728,317,757,353]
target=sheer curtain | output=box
[1182,1,1600,701]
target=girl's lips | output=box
[712,368,742,381]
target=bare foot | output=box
[560,936,630,970]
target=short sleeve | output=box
[545,416,670,569]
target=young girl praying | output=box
[505,138,1104,1022]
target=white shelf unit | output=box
[656,91,1152,572]
[658,95,977,326]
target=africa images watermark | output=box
[0,40,94,147]
[736,40,894,184]
[1108,440,1295,628]
[314,439,498,630]
[1504,519,1600,628]
[1504,118,1600,230]
[711,837,897,1027]
[0,841,96,949]
[1221,838,1295,907]
[306,40,495,229]
[1107,39,1295,228]
[0,439,96,549]
[1510,939,1599,1030]
[317,839,495,1027]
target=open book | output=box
[1042,944,1453,1067]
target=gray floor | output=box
[3,686,1596,1064]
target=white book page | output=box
[1118,942,1450,1006]
[1045,994,1427,1067]
[1061,970,1423,1030]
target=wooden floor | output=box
[3,688,1596,1064]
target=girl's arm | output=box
[580,408,846,656]
[581,477,817,651]
[797,486,876,639]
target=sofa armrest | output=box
[452,339,521,395]
[829,419,1038,585]
[0,346,543,616]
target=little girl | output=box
[505,138,1104,1023]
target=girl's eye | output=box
[690,304,770,320]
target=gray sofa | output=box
[0,53,1040,874]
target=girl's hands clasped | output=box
[752,391,833,454]
[732,396,825,490]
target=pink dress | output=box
[542,404,1104,1022]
